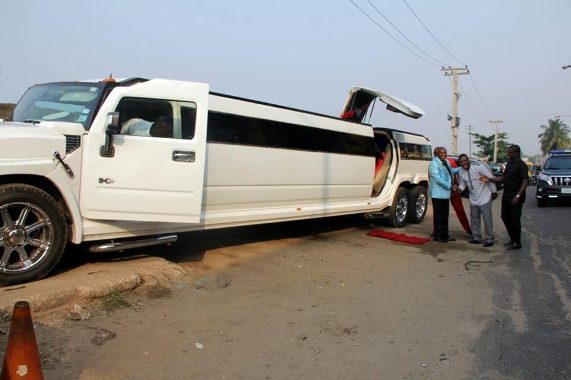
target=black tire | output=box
[407,186,428,224]
[537,198,547,208]
[386,187,409,228]
[0,184,68,286]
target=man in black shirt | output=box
[481,145,529,250]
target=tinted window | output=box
[115,98,173,138]
[181,104,197,140]
[545,156,571,170]
[206,111,374,156]
[399,142,432,160]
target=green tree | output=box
[538,118,571,155]
[471,132,511,162]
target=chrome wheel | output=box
[0,184,67,285]
[407,186,428,224]
[1,201,53,273]
[395,193,408,225]
[415,193,427,220]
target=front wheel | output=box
[407,186,428,224]
[0,184,68,286]
[537,198,547,208]
[386,187,409,228]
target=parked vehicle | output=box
[487,162,505,190]
[536,150,571,207]
[530,165,542,185]
[0,79,431,285]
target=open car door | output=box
[80,80,208,224]
[340,87,424,123]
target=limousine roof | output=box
[341,87,425,123]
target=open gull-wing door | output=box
[340,86,424,123]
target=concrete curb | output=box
[0,257,191,317]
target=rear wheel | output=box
[0,184,68,286]
[407,186,428,224]
[386,187,409,228]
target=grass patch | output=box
[101,291,131,312]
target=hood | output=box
[0,121,71,159]
[341,87,424,123]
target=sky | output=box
[1,0,570,157]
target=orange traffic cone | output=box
[1,301,44,380]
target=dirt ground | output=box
[0,198,548,379]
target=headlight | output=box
[538,173,552,186]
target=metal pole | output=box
[466,124,473,157]
[451,71,459,155]
[442,67,469,155]
[489,120,503,162]
[494,124,497,162]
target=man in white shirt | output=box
[120,116,173,138]
[455,154,497,247]
[120,118,153,136]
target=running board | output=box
[364,211,389,219]
[88,234,178,253]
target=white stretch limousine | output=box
[0,78,431,285]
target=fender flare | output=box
[0,160,83,244]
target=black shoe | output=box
[433,237,448,243]
[503,240,514,247]
[468,239,481,244]
[482,242,494,247]
[506,243,522,250]
[447,237,456,242]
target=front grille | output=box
[551,176,571,186]
[65,135,81,153]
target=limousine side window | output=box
[399,142,432,160]
[115,97,173,138]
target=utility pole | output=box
[489,120,503,162]
[465,124,474,157]
[442,66,470,155]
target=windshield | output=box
[13,83,104,128]
[544,156,571,170]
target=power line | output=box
[460,97,486,123]
[364,0,448,66]
[401,0,466,66]
[348,0,441,67]
[468,74,493,119]
[458,81,487,122]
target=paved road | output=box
[1,187,570,379]
[471,188,571,379]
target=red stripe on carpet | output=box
[367,229,432,245]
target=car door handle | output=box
[172,150,195,162]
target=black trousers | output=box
[501,200,523,245]
[432,198,450,240]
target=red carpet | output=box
[367,229,432,245]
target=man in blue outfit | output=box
[429,147,461,242]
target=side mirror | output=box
[106,112,120,134]
[100,112,120,157]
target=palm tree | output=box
[538,118,571,155]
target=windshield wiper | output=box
[23,119,41,125]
